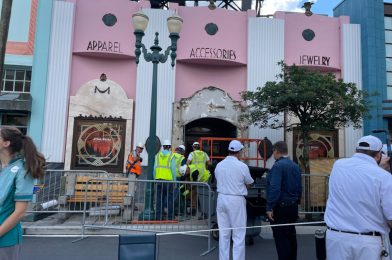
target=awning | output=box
[0,93,32,111]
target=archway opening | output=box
[185,117,236,163]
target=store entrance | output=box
[184,118,236,163]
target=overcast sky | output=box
[184,0,366,17]
[261,0,306,15]
[185,0,392,17]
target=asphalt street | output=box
[20,234,317,260]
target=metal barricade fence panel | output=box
[82,179,213,232]
[28,170,109,214]
[81,178,215,254]
[28,171,329,222]
[299,174,329,215]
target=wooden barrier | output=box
[67,176,129,205]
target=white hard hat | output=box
[179,165,188,176]
[163,139,171,146]
[136,142,144,149]
[178,145,185,150]
[193,141,199,146]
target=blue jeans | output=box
[155,181,174,220]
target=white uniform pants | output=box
[217,194,247,260]
[326,229,387,260]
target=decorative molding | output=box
[6,0,37,55]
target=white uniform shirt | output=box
[325,153,392,234]
[214,156,254,196]
[187,151,210,162]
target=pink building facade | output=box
[40,0,362,172]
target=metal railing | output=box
[80,178,216,256]
[28,170,109,214]
[300,174,330,215]
[28,171,330,217]
[24,171,331,256]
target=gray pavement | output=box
[20,234,317,260]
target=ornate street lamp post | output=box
[132,11,183,220]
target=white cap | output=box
[179,165,187,176]
[228,140,244,152]
[193,142,199,146]
[356,135,382,151]
[163,139,171,146]
[136,142,144,149]
[178,145,185,150]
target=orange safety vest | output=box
[126,150,141,176]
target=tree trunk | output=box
[0,0,14,91]
[302,130,312,220]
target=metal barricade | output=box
[299,174,330,215]
[81,178,216,256]
[28,169,109,215]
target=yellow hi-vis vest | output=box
[188,164,199,181]
[173,153,185,178]
[190,150,210,182]
[155,152,173,180]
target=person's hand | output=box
[379,156,391,172]
[266,211,274,221]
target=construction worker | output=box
[154,139,176,220]
[186,141,211,182]
[125,142,144,178]
[173,145,187,216]
[187,142,211,217]
[173,145,187,180]
[178,164,199,216]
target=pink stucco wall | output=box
[70,56,137,98]
[174,6,251,101]
[68,0,351,101]
[72,0,140,57]
[176,6,252,65]
[276,11,350,72]
[69,0,145,98]
[175,62,247,101]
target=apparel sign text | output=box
[86,41,122,53]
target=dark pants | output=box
[156,181,174,220]
[271,203,298,260]
[174,177,186,216]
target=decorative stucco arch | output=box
[64,78,133,171]
[172,86,247,148]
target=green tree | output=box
[241,63,370,212]
[0,0,14,90]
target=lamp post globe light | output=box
[132,10,183,220]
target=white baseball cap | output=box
[228,140,244,152]
[356,135,382,151]
[193,142,199,146]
